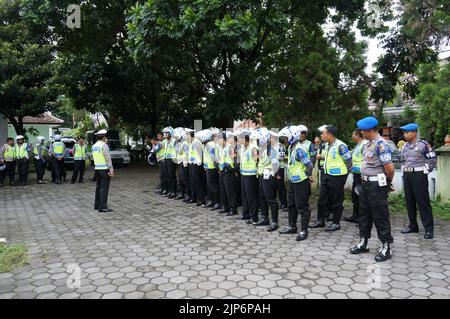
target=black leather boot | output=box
[375,242,391,262]
[350,238,369,254]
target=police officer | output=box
[71,137,87,184]
[272,133,288,211]
[14,135,31,186]
[310,126,352,231]
[399,123,437,239]
[344,129,367,223]
[278,126,314,240]
[217,131,229,214]
[33,136,48,184]
[298,125,317,166]
[188,129,206,206]
[255,128,280,231]
[152,132,165,194]
[174,127,190,200]
[220,131,239,216]
[163,127,177,198]
[350,117,394,262]
[50,135,66,184]
[240,129,259,224]
[0,137,16,187]
[203,129,221,210]
[92,129,114,213]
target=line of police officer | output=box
[150,116,437,262]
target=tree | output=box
[416,61,450,147]
[0,0,57,136]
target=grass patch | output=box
[0,243,28,273]
[388,194,450,220]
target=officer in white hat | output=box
[92,129,114,213]
[0,137,16,187]
[14,135,30,186]
[49,134,66,184]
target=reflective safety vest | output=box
[287,143,308,183]
[324,139,348,176]
[189,139,203,164]
[164,139,176,160]
[74,144,87,160]
[257,147,272,176]
[299,140,312,158]
[53,142,65,157]
[177,140,189,163]
[92,141,108,170]
[203,141,217,170]
[241,145,258,176]
[33,145,47,159]
[220,145,235,171]
[156,140,166,162]
[351,140,367,173]
[14,143,29,160]
[3,144,14,161]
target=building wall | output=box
[8,124,52,140]
[0,113,8,144]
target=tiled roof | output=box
[11,113,64,125]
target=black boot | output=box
[350,238,369,254]
[176,193,184,200]
[296,230,308,241]
[267,222,279,232]
[325,223,341,232]
[309,219,325,228]
[254,219,269,226]
[210,204,221,211]
[374,242,391,262]
[278,226,297,234]
[344,215,359,223]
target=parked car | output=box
[45,137,77,169]
[87,139,130,167]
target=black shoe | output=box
[210,204,221,211]
[350,238,369,254]
[424,232,434,239]
[344,215,359,223]
[183,197,191,203]
[267,222,279,232]
[98,209,112,213]
[168,193,176,198]
[246,220,255,225]
[254,220,269,226]
[236,216,250,221]
[219,208,230,214]
[201,203,209,208]
[325,223,341,232]
[278,226,298,234]
[227,210,238,216]
[296,230,308,241]
[175,194,184,200]
[375,242,391,262]
[401,226,419,234]
[187,199,195,204]
[157,190,164,195]
[197,202,206,207]
[207,202,215,208]
[309,219,325,228]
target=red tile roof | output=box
[12,113,64,125]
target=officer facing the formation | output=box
[92,129,114,213]
[255,128,280,231]
[310,125,352,231]
[278,126,314,241]
[344,129,367,223]
[0,137,16,187]
[399,123,437,239]
[203,129,221,210]
[50,134,66,184]
[350,116,394,262]
[33,136,48,184]
[220,131,239,216]
[174,128,190,200]
[71,137,87,184]
[14,135,31,186]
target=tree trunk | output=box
[8,116,25,137]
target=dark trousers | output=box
[190,164,205,204]
[242,175,259,222]
[17,159,29,185]
[0,161,15,185]
[351,173,362,217]
[51,157,64,183]
[71,160,86,183]
[159,160,166,191]
[240,175,248,218]
[94,170,111,210]
[223,171,238,212]
[237,174,242,207]
[403,172,434,232]
[164,159,177,194]
[206,169,220,205]
[358,181,393,243]
[219,171,229,210]
[287,180,311,230]
[35,159,46,181]
[317,174,348,223]
[275,168,287,206]
[260,177,279,223]
[178,164,190,197]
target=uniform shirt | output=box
[291,144,314,177]
[361,134,392,176]
[102,143,114,171]
[190,139,203,165]
[0,144,14,162]
[401,139,437,170]
[34,144,47,160]
[50,142,66,158]
[299,140,317,165]
[258,144,280,174]
[324,139,353,173]
[317,141,327,170]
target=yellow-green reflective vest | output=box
[257,148,272,175]
[177,141,189,163]
[189,140,203,164]
[156,140,166,162]
[203,142,217,170]
[299,140,312,158]
[74,144,86,160]
[287,143,308,183]
[165,139,176,160]
[351,141,366,173]
[53,142,65,157]
[241,145,258,176]
[92,141,108,170]
[324,139,348,176]
[14,143,29,159]
[220,145,235,171]
[3,144,14,161]
[33,145,47,158]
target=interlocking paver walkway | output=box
[1,163,450,299]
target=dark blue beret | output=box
[357,116,379,130]
[400,123,419,132]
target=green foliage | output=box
[0,243,28,273]
[416,61,450,147]
[389,193,450,220]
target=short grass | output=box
[0,243,28,273]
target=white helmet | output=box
[199,129,212,143]
[279,125,301,145]
[36,136,46,143]
[257,127,271,145]
[173,127,186,141]
[298,125,308,133]
[318,125,328,133]
[162,126,174,136]
[15,135,24,141]
[53,134,62,141]
[249,128,259,140]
